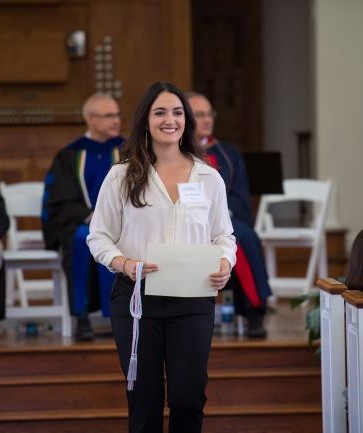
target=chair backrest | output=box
[0,182,44,217]
[282,179,331,203]
[255,178,332,232]
[0,181,45,250]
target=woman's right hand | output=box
[124,259,158,281]
[111,256,158,281]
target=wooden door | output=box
[192,0,263,151]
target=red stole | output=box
[205,140,261,307]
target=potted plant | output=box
[290,290,321,353]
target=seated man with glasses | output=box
[42,93,124,341]
[186,91,272,338]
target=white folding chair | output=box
[1,181,71,336]
[254,178,332,297]
[0,181,53,306]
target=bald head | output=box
[82,93,121,142]
[186,92,215,143]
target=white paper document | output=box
[145,244,222,297]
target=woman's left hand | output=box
[209,258,231,291]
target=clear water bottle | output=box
[220,295,235,336]
[236,315,244,336]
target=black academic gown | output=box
[206,141,272,315]
[41,136,123,316]
[0,193,10,320]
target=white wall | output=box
[314,0,363,246]
[263,0,363,246]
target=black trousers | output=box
[0,263,5,320]
[110,274,215,433]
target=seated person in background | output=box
[0,192,10,320]
[42,93,124,341]
[345,229,363,290]
[186,91,272,338]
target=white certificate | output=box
[145,243,222,297]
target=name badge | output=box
[177,182,205,203]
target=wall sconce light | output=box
[67,30,86,58]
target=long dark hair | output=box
[345,230,363,291]
[119,81,203,207]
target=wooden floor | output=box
[0,298,309,348]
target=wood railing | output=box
[342,289,363,433]
[317,278,347,433]
[317,278,363,433]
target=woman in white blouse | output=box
[87,81,236,433]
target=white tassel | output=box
[127,261,143,391]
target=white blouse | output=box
[87,158,236,271]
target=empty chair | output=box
[1,181,71,336]
[0,181,53,306]
[254,178,332,297]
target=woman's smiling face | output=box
[148,91,185,148]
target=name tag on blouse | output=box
[177,182,205,203]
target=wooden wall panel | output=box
[0,31,69,83]
[0,0,192,183]
[164,0,192,89]
[0,2,89,105]
[87,0,192,132]
[0,125,84,182]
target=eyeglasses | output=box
[91,112,121,120]
[193,110,217,120]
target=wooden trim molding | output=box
[316,278,347,295]
[342,289,363,308]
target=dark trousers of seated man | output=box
[110,273,215,433]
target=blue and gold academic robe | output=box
[42,136,123,316]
